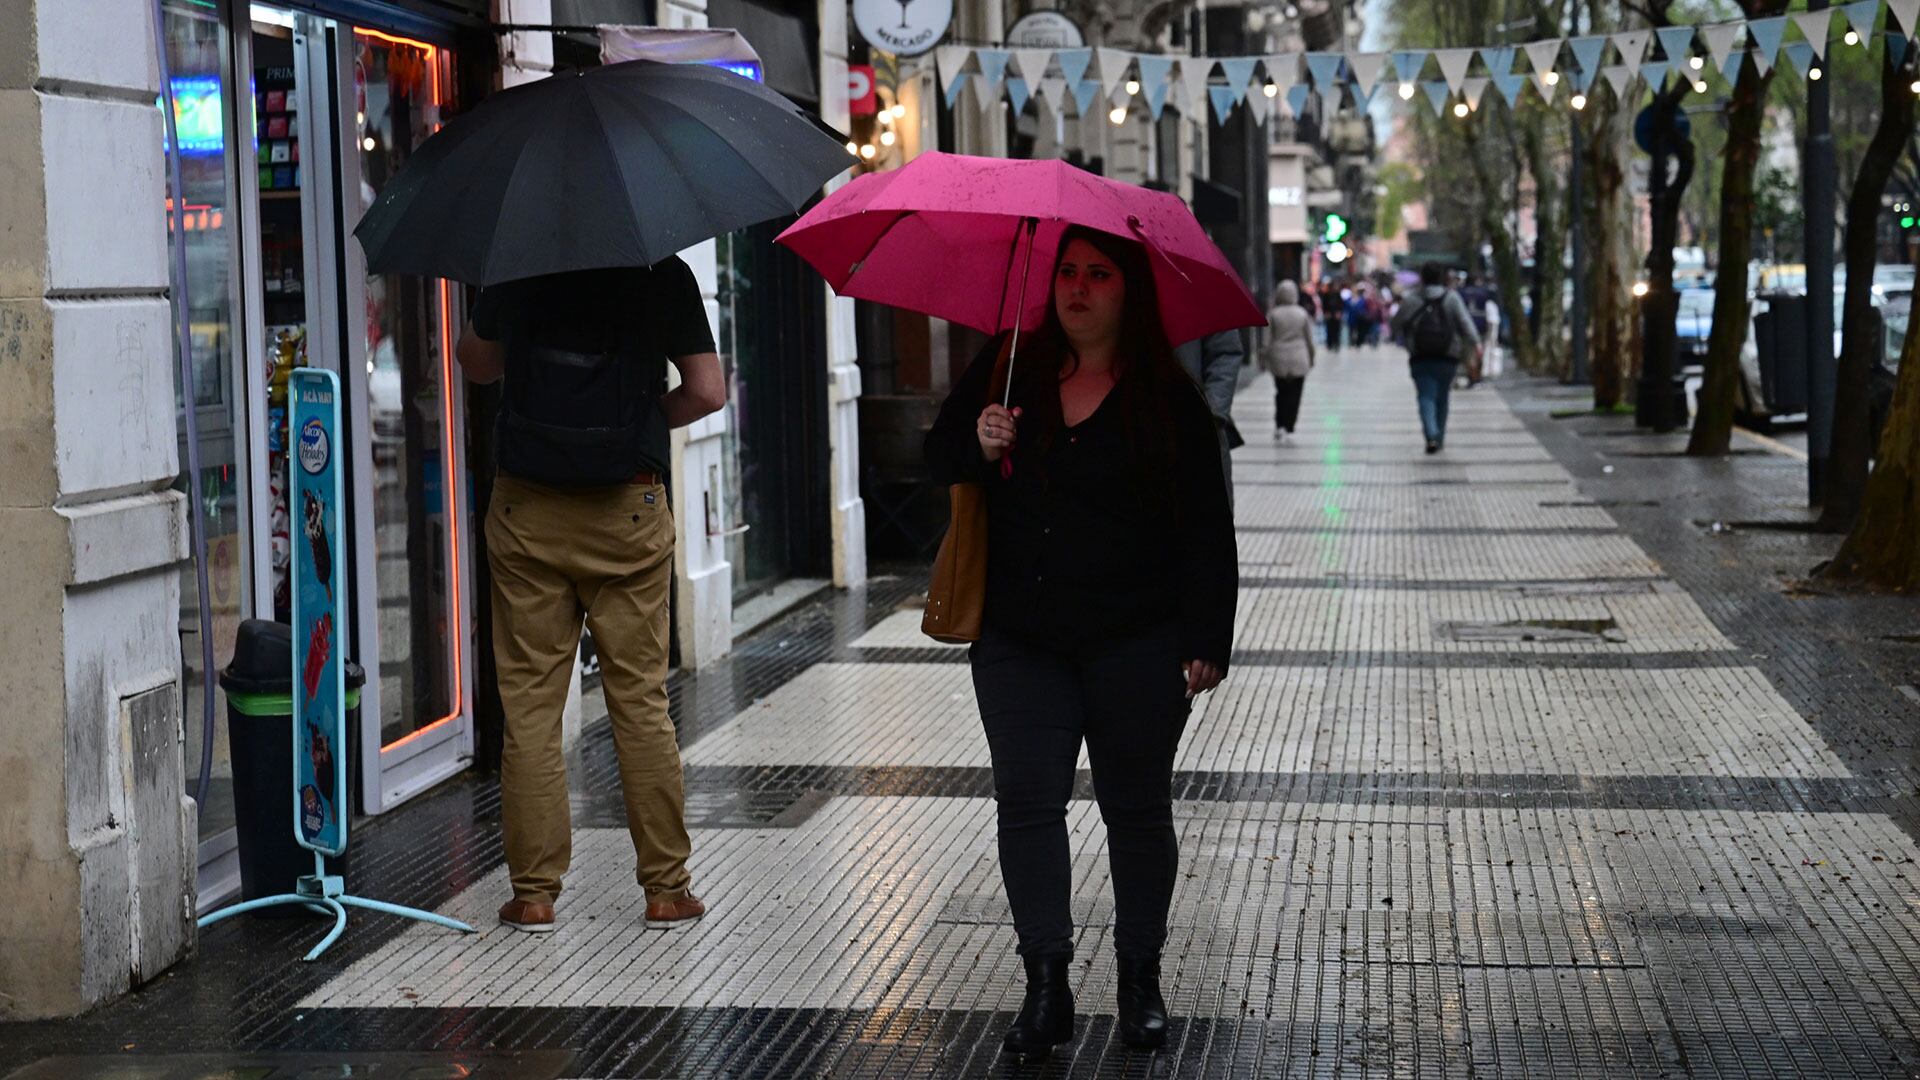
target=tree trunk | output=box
[1818,50,1917,529]
[1585,92,1636,409]
[1525,116,1568,378]
[1643,80,1694,432]
[1688,58,1776,455]
[1823,311,1920,589]
[1464,114,1538,371]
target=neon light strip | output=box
[354,27,464,751]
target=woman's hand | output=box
[977,404,1021,462]
[1182,660,1224,699]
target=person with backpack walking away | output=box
[455,259,727,934]
[1262,280,1317,443]
[1390,262,1482,453]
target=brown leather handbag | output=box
[922,338,1015,644]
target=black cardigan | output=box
[924,336,1238,669]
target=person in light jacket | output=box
[1261,280,1317,443]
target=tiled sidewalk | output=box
[7,348,1920,1078]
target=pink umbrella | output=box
[775,152,1265,350]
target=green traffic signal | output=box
[1902,215,1917,229]
[1323,213,1349,243]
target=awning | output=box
[598,26,764,70]
[705,0,817,104]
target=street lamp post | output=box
[1570,115,1588,385]
[1804,0,1836,504]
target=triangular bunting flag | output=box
[1493,70,1527,105]
[1246,80,1273,123]
[1613,30,1651,75]
[1702,23,1744,73]
[1071,78,1100,116]
[1219,56,1259,95]
[1285,83,1312,118]
[1720,49,1747,83]
[1096,47,1133,95]
[1007,77,1031,114]
[1349,52,1390,96]
[1602,64,1631,97]
[1265,54,1300,89]
[1520,37,1566,78]
[1391,50,1430,81]
[1892,30,1915,63]
[1890,0,1920,32]
[1179,58,1213,115]
[935,46,970,95]
[1463,77,1490,109]
[1037,76,1069,115]
[1136,54,1174,99]
[1348,84,1378,109]
[975,72,1002,115]
[1782,41,1816,76]
[1655,25,1696,64]
[1574,62,1601,93]
[1748,16,1788,68]
[1842,0,1882,39]
[1794,10,1832,59]
[1641,60,1670,88]
[1423,80,1452,114]
[1532,67,1558,102]
[1209,84,1238,122]
[975,48,1010,103]
[1569,35,1609,78]
[944,71,970,108]
[1435,48,1475,90]
[1055,48,1093,88]
[1013,48,1053,87]
[1146,78,1172,120]
[1480,45,1517,75]
[1305,52,1344,91]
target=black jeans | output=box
[969,623,1192,962]
[1273,376,1306,432]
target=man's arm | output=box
[659,351,726,428]
[1198,330,1243,417]
[454,320,506,384]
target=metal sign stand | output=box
[198,369,473,961]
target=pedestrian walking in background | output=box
[924,226,1238,1059]
[1460,276,1494,387]
[1320,280,1345,350]
[1389,262,1482,453]
[1262,280,1316,442]
[1175,327,1244,501]
[1346,286,1372,348]
[456,261,726,933]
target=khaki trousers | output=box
[485,474,691,906]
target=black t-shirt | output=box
[469,257,715,474]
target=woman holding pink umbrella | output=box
[923,225,1237,1057]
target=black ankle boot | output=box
[1003,954,1074,1056]
[1116,955,1169,1049]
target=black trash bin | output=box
[219,619,361,916]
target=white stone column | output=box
[820,0,866,589]
[0,0,195,1018]
[659,0,734,668]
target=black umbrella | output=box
[354,59,852,285]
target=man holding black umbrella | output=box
[457,262,724,933]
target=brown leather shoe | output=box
[498,898,556,933]
[645,893,707,926]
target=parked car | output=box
[1736,287,1889,431]
[1873,263,1914,306]
[1675,288,1714,371]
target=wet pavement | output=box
[6,346,1920,1078]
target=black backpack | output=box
[497,270,668,488]
[1409,293,1455,359]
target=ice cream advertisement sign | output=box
[291,369,348,857]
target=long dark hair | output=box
[991,225,1191,484]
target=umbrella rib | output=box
[840,209,918,288]
[602,87,810,250]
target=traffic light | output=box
[1323,213,1349,244]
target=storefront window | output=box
[355,31,461,747]
[165,0,249,843]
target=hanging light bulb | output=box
[1809,66,1824,80]
[362,136,376,151]
[1544,70,1560,85]
[1689,55,1704,70]
[846,139,859,155]
[1911,77,1920,94]
[891,103,907,118]
[1125,78,1141,95]
[879,129,896,146]
[1263,81,1279,98]
[1632,281,1650,298]
[1109,104,1128,124]
[860,143,877,159]
[1570,92,1588,110]
[1693,78,1709,93]
[1399,81,1416,100]
[1453,101,1470,117]
[1845,29,1861,46]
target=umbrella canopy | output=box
[354,59,851,286]
[774,152,1264,346]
